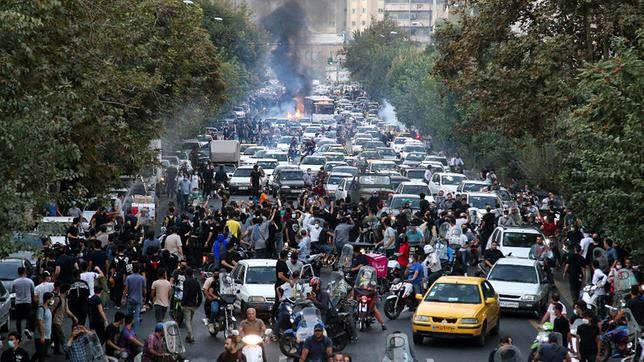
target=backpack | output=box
[114,255,129,279]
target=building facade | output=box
[383,0,448,43]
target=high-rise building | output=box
[346,0,384,36]
[383,0,449,43]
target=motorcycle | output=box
[384,279,416,320]
[598,306,640,362]
[354,266,378,331]
[382,332,417,362]
[203,272,239,338]
[133,320,188,362]
[170,285,184,326]
[527,323,561,361]
[326,272,357,350]
[236,329,272,362]
[279,306,325,358]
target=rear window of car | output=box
[503,232,539,248]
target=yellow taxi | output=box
[411,276,500,346]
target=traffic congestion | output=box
[3,82,641,362]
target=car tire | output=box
[491,318,499,336]
[475,321,487,347]
[412,332,423,345]
[0,315,9,332]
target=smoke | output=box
[379,99,403,127]
[259,0,311,99]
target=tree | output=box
[343,19,409,100]
[558,31,644,255]
[0,0,228,242]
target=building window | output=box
[362,8,366,13]
[352,21,356,26]
[352,8,355,14]
[362,21,366,25]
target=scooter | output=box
[235,329,272,362]
[382,332,417,362]
[527,323,561,361]
[384,279,416,320]
[597,305,640,362]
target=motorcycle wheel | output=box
[279,335,299,358]
[332,334,349,352]
[598,341,611,362]
[384,298,402,320]
[359,319,365,332]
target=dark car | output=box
[0,257,35,317]
[270,169,306,199]
[348,174,394,202]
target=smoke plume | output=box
[260,0,311,99]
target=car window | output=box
[489,264,538,284]
[482,281,496,298]
[425,283,481,304]
[239,265,247,283]
[245,266,275,284]
[431,174,439,183]
[0,282,7,296]
[503,232,538,248]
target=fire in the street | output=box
[287,97,305,119]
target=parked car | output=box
[487,258,551,316]
[412,276,500,346]
[485,226,546,259]
[270,169,306,199]
[229,165,256,194]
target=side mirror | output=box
[415,294,423,301]
[485,297,496,304]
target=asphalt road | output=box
[11,195,541,362]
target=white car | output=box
[391,137,411,153]
[229,165,256,194]
[428,172,468,195]
[400,144,426,160]
[318,152,345,162]
[487,258,551,315]
[420,160,448,173]
[299,156,327,174]
[367,160,399,175]
[463,192,504,225]
[326,172,353,198]
[486,226,547,259]
[424,155,449,169]
[401,168,426,183]
[395,182,434,199]
[240,146,266,164]
[457,180,491,193]
[402,152,425,167]
[377,147,399,163]
[351,138,371,154]
[254,159,278,180]
[276,136,294,152]
[302,126,322,139]
[227,259,277,319]
[381,194,421,216]
[335,178,354,201]
[265,151,289,166]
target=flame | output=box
[286,97,305,120]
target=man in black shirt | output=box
[55,248,78,286]
[563,244,587,302]
[249,165,264,199]
[202,163,214,198]
[104,312,126,358]
[576,310,600,362]
[272,250,290,321]
[419,193,430,215]
[479,207,496,251]
[1,331,30,362]
[88,287,107,343]
[284,212,300,249]
[552,303,571,349]
[483,241,504,268]
[216,336,246,362]
[68,271,90,326]
[620,285,644,326]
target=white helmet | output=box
[424,244,434,255]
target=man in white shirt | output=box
[579,233,593,259]
[423,165,433,184]
[591,259,608,317]
[80,262,103,297]
[34,272,55,305]
[308,219,322,244]
[164,226,184,260]
[277,271,301,302]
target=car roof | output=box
[254,158,278,162]
[236,165,255,169]
[436,172,466,177]
[494,257,539,267]
[281,168,303,172]
[465,192,498,197]
[392,193,420,199]
[329,172,353,178]
[400,181,429,186]
[370,160,396,164]
[435,275,485,285]
[499,226,543,234]
[239,259,277,267]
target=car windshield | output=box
[441,175,466,185]
[256,161,277,169]
[267,153,287,162]
[462,183,487,192]
[355,139,370,145]
[425,283,481,304]
[302,157,326,165]
[243,147,261,155]
[406,153,425,161]
[333,167,358,176]
[233,168,253,177]
[279,171,304,180]
[372,163,397,172]
[358,175,390,186]
[279,136,292,144]
[404,146,425,153]
[378,149,397,156]
[246,266,276,284]
[325,154,344,161]
[327,176,346,185]
[468,195,498,209]
[402,185,429,195]
[361,152,381,160]
[503,232,539,248]
[36,222,69,236]
[406,170,425,179]
[489,265,538,284]
[389,197,421,209]
[304,127,320,133]
[394,138,407,144]
[0,261,22,280]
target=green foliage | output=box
[558,31,644,254]
[343,19,410,100]
[0,0,228,242]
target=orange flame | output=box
[286,97,305,120]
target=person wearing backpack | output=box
[51,283,77,355]
[33,292,53,362]
[109,245,130,309]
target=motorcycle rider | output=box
[354,268,387,331]
[423,245,442,288]
[142,323,171,362]
[203,270,222,328]
[299,323,333,362]
[308,277,330,321]
[238,308,267,362]
[529,236,553,282]
[404,254,423,310]
[216,336,246,362]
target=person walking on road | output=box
[11,266,34,339]
[181,268,202,344]
[33,292,53,362]
[151,268,172,323]
[563,244,586,302]
[124,263,146,333]
[1,331,30,362]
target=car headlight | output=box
[521,294,537,301]
[248,296,266,303]
[460,318,479,324]
[281,185,291,189]
[414,315,429,322]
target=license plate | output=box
[500,300,520,308]
[238,187,248,190]
[432,324,455,332]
